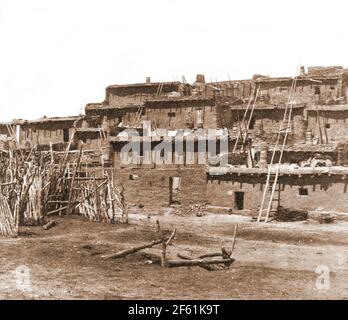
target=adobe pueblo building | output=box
[2,65,348,221]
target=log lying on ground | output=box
[198,252,223,259]
[101,222,175,261]
[166,257,235,268]
[43,220,57,230]
[177,253,215,271]
[101,238,164,260]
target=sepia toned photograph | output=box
[0,0,347,305]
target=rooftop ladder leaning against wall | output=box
[257,76,298,223]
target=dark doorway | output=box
[248,117,255,130]
[234,192,244,210]
[63,128,69,142]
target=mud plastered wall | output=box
[207,175,348,212]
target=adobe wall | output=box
[106,83,185,106]
[219,106,306,144]
[207,175,348,212]
[206,80,254,99]
[258,78,340,105]
[18,122,76,146]
[142,105,217,130]
[114,166,207,208]
[86,99,217,133]
[307,110,348,143]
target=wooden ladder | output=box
[257,76,298,223]
[156,82,164,96]
[133,105,144,127]
[232,85,260,153]
[257,168,280,222]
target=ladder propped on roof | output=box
[257,76,298,223]
[232,85,260,154]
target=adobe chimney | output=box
[195,74,205,84]
[146,77,151,84]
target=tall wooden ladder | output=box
[232,85,260,153]
[156,82,164,96]
[257,76,298,223]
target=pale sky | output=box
[0,0,347,121]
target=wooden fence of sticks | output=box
[0,143,127,237]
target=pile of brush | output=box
[175,203,206,217]
[274,206,308,222]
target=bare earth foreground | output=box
[0,210,347,300]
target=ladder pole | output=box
[319,101,329,144]
[278,78,297,166]
[232,86,257,153]
[257,166,272,222]
[316,102,323,144]
[265,169,279,223]
[241,86,260,151]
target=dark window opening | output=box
[118,116,123,123]
[63,129,69,142]
[234,192,244,210]
[168,112,176,117]
[325,123,331,129]
[249,118,256,130]
[314,86,321,95]
[298,188,308,196]
[141,108,146,116]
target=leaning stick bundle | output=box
[0,194,18,237]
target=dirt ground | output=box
[0,209,347,300]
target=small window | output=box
[129,174,139,180]
[325,123,331,129]
[141,108,146,116]
[118,116,123,123]
[314,86,321,95]
[279,87,288,92]
[298,188,308,196]
[330,86,335,90]
[168,112,176,117]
